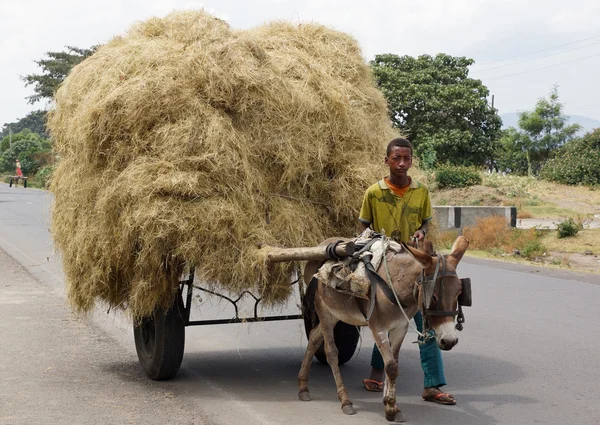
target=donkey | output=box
[297,236,470,422]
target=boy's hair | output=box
[386,138,413,156]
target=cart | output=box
[133,242,361,380]
[8,176,27,188]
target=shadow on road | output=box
[101,345,533,425]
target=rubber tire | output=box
[133,293,186,380]
[302,279,360,365]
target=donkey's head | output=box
[403,236,470,351]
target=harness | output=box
[321,235,406,322]
[316,235,471,332]
[415,254,471,331]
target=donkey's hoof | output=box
[385,409,404,422]
[342,404,356,415]
[298,391,311,402]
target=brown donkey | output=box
[298,236,470,422]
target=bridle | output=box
[415,254,471,332]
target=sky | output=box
[1,0,600,129]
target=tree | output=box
[22,45,98,104]
[0,110,48,139]
[370,53,502,167]
[540,129,600,185]
[495,127,529,175]
[0,129,51,174]
[503,87,581,176]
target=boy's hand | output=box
[412,229,426,241]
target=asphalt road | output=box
[1,183,599,425]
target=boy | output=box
[358,137,456,405]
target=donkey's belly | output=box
[318,286,370,326]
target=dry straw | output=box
[48,10,400,320]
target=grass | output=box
[540,228,600,254]
[522,204,581,218]
[434,215,600,272]
[437,215,561,267]
[431,173,600,219]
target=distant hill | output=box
[500,112,600,134]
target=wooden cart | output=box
[133,242,361,380]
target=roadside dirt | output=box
[555,251,600,274]
[431,175,600,276]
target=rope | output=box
[381,235,434,344]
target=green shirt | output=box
[358,178,432,243]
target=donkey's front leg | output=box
[297,323,324,402]
[369,326,403,422]
[385,325,410,423]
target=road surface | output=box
[1,183,599,425]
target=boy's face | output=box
[385,146,412,178]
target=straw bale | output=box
[48,10,400,320]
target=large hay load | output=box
[48,11,399,320]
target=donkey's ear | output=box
[401,242,434,269]
[449,236,470,263]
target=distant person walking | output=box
[15,160,23,178]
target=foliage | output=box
[501,87,581,176]
[435,165,482,189]
[556,218,581,238]
[540,129,600,185]
[0,110,48,139]
[463,216,546,259]
[370,53,502,167]
[36,164,56,188]
[22,45,98,104]
[519,238,545,259]
[495,127,530,175]
[0,129,52,175]
[0,128,47,152]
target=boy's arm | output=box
[358,190,373,230]
[412,190,433,241]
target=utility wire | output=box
[483,52,600,81]
[476,41,600,72]
[478,35,600,65]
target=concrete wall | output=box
[433,206,517,229]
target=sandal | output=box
[363,379,383,392]
[422,388,456,405]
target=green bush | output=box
[556,218,581,238]
[522,239,545,259]
[36,164,55,188]
[540,129,600,185]
[435,165,482,189]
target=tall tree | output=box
[22,45,98,104]
[516,86,581,176]
[370,53,502,167]
[0,110,48,139]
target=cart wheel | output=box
[302,279,360,365]
[23,179,27,188]
[133,292,185,380]
[9,178,13,187]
